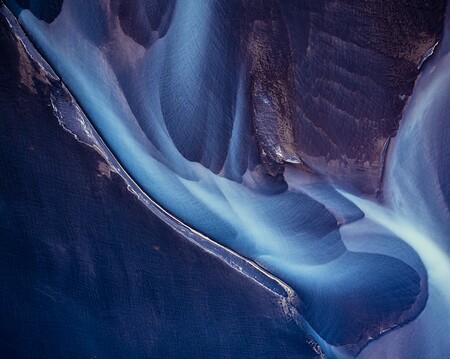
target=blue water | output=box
[0,7,318,357]
[4,0,450,357]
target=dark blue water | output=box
[0,9,318,358]
[1,1,449,358]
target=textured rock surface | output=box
[241,0,446,193]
